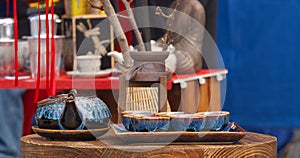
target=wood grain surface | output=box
[21,132,277,158]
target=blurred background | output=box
[217,0,300,157]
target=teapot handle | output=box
[68,89,77,100]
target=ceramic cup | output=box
[28,14,60,37]
[0,39,14,76]
[0,18,14,39]
[76,55,101,72]
[196,111,230,131]
[121,111,156,131]
[26,36,64,77]
[169,114,205,132]
[131,115,170,132]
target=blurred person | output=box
[0,89,25,158]
[0,1,28,157]
[0,1,63,157]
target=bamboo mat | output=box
[125,87,171,112]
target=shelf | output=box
[0,69,228,90]
[62,14,107,19]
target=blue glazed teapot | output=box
[35,90,111,130]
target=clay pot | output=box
[130,51,169,65]
[127,51,171,81]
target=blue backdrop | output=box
[217,0,300,128]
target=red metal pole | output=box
[13,0,18,86]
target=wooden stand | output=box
[21,132,277,157]
[118,74,168,122]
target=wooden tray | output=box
[111,122,246,144]
[32,126,110,141]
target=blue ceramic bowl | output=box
[121,111,156,131]
[196,111,230,131]
[169,114,205,132]
[121,114,134,131]
[131,116,170,132]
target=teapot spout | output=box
[107,51,124,65]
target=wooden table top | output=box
[21,131,277,158]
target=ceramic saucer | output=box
[67,69,113,78]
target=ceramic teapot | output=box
[35,90,111,130]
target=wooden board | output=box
[21,131,277,157]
